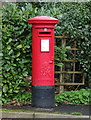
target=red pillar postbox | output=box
[28,16,58,108]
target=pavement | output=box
[2,104,91,119]
[1,111,90,120]
[3,104,91,115]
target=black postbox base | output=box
[32,86,55,108]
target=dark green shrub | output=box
[2,3,35,104]
[55,89,91,104]
[13,92,32,104]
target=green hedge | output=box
[2,3,33,104]
[2,2,91,104]
[38,2,91,82]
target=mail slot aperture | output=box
[38,31,52,36]
[39,32,51,34]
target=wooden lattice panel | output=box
[55,36,85,93]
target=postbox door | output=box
[32,28,54,86]
[40,36,54,85]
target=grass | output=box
[71,112,82,115]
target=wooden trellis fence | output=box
[55,36,85,93]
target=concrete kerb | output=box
[2,111,34,118]
[34,112,89,118]
[2,111,90,119]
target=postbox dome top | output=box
[28,16,59,24]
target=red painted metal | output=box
[28,16,58,24]
[28,16,58,86]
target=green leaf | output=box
[7,45,11,50]
[56,63,63,67]
[6,38,12,44]
[0,53,3,57]
[17,44,22,49]
[23,71,28,77]
[8,49,13,55]
[16,52,20,57]
[3,85,8,93]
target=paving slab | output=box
[2,111,34,118]
[2,111,90,119]
[34,112,90,118]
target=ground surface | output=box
[2,104,91,115]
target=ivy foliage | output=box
[2,2,91,104]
